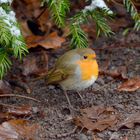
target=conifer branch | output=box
[0,49,12,79]
[46,0,70,27]
[123,0,140,31]
[70,24,88,48]
[0,1,28,79]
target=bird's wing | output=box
[46,68,68,85]
[46,51,78,85]
[45,66,75,85]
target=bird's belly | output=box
[60,75,97,91]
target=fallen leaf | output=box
[20,21,33,38]
[0,119,40,140]
[73,106,119,132]
[117,77,140,92]
[8,75,32,94]
[0,113,12,122]
[22,51,48,76]
[36,9,52,33]
[117,113,140,129]
[74,115,117,132]
[26,32,65,49]
[0,80,12,94]
[81,106,115,119]
[12,0,41,20]
[99,66,128,80]
[6,105,39,117]
[0,104,39,122]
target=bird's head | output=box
[75,48,96,61]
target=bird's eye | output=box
[84,56,87,59]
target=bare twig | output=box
[0,94,40,102]
[0,103,18,108]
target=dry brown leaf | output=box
[99,66,128,80]
[22,51,48,76]
[20,21,33,38]
[0,113,12,122]
[81,106,115,119]
[12,0,41,19]
[6,105,39,117]
[36,9,52,33]
[73,106,119,132]
[74,115,117,132]
[118,77,140,92]
[117,113,140,129]
[26,32,65,49]
[0,119,40,140]
[0,104,39,122]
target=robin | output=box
[46,48,99,107]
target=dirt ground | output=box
[3,30,140,140]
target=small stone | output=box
[77,134,88,140]
[86,130,93,136]
[109,132,120,140]
[48,85,55,90]
[118,95,123,99]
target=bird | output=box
[45,48,99,107]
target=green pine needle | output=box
[72,11,88,24]
[70,24,88,48]
[0,49,12,79]
[12,37,28,59]
[123,0,140,31]
[0,11,28,79]
[48,0,70,27]
[0,18,11,46]
[90,10,114,37]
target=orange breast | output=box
[77,60,98,80]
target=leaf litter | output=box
[22,50,48,77]
[117,77,140,92]
[74,106,140,132]
[99,66,128,80]
[116,113,140,130]
[73,106,119,132]
[4,105,39,118]
[0,119,40,140]
[25,32,65,49]
[0,103,41,139]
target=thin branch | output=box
[0,94,40,102]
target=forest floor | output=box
[1,30,140,140]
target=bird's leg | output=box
[63,90,73,108]
[76,91,84,104]
[76,91,83,100]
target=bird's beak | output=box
[92,54,96,59]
